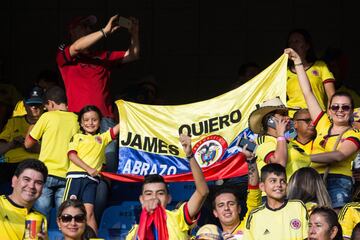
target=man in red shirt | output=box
[56,14,140,223]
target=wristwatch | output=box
[245,156,257,164]
[186,153,194,160]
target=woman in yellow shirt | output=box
[286,29,335,116]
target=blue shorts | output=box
[64,177,98,205]
[325,174,353,208]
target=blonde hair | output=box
[287,167,332,208]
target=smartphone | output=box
[267,116,277,129]
[237,137,257,153]
[118,16,132,29]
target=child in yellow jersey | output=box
[244,163,308,240]
[63,105,119,234]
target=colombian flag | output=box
[103,53,288,182]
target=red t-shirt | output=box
[56,44,126,118]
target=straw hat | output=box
[195,224,223,240]
[248,97,288,134]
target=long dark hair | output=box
[57,199,87,219]
[78,105,102,134]
[286,28,317,66]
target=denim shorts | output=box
[325,174,353,208]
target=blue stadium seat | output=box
[98,201,141,240]
[108,182,142,204]
[168,182,196,202]
[48,207,58,230]
[169,181,215,202]
[47,229,63,240]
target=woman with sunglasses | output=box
[57,199,97,240]
[285,48,360,212]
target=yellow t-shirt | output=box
[244,200,308,240]
[304,201,318,215]
[230,188,262,238]
[12,100,27,117]
[126,202,197,240]
[0,116,38,163]
[29,110,79,178]
[310,112,360,176]
[256,135,310,180]
[338,202,360,239]
[0,195,47,240]
[287,60,334,114]
[291,139,314,155]
[67,129,114,173]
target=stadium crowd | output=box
[1,14,360,240]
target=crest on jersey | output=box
[290,218,301,230]
[95,136,102,144]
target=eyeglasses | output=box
[329,104,352,112]
[294,118,312,124]
[59,214,86,223]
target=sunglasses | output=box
[329,104,352,112]
[60,214,86,223]
[319,135,329,148]
[295,118,312,124]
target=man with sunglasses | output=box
[0,86,44,194]
[0,159,48,239]
[291,109,316,154]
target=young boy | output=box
[24,86,79,219]
[244,163,308,240]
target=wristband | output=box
[100,29,107,38]
[294,62,303,66]
[186,153,194,160]
[277,136,286,142]
[245,156,257,164]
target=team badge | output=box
[192,135,228,167]
[95,136,102,144]
[312,70,319,76]
[290,218,301,230]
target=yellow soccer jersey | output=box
[287,60,334,113]
[231,188,262,238]
[0,116,38,163]
[338,202,360,239]
[67,129,115,173]
[291,139,314,155]
[0,195,47,240]
[244,200,308,240]
[256,135,310,180]
[12,100,27,117]
[126,202,197,240]
[304,202,318,215]
[29,110,79,178]
[311,112,360,176]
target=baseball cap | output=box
[195,224,223,240]
[24,86,44,105]
[68,15,97,31]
